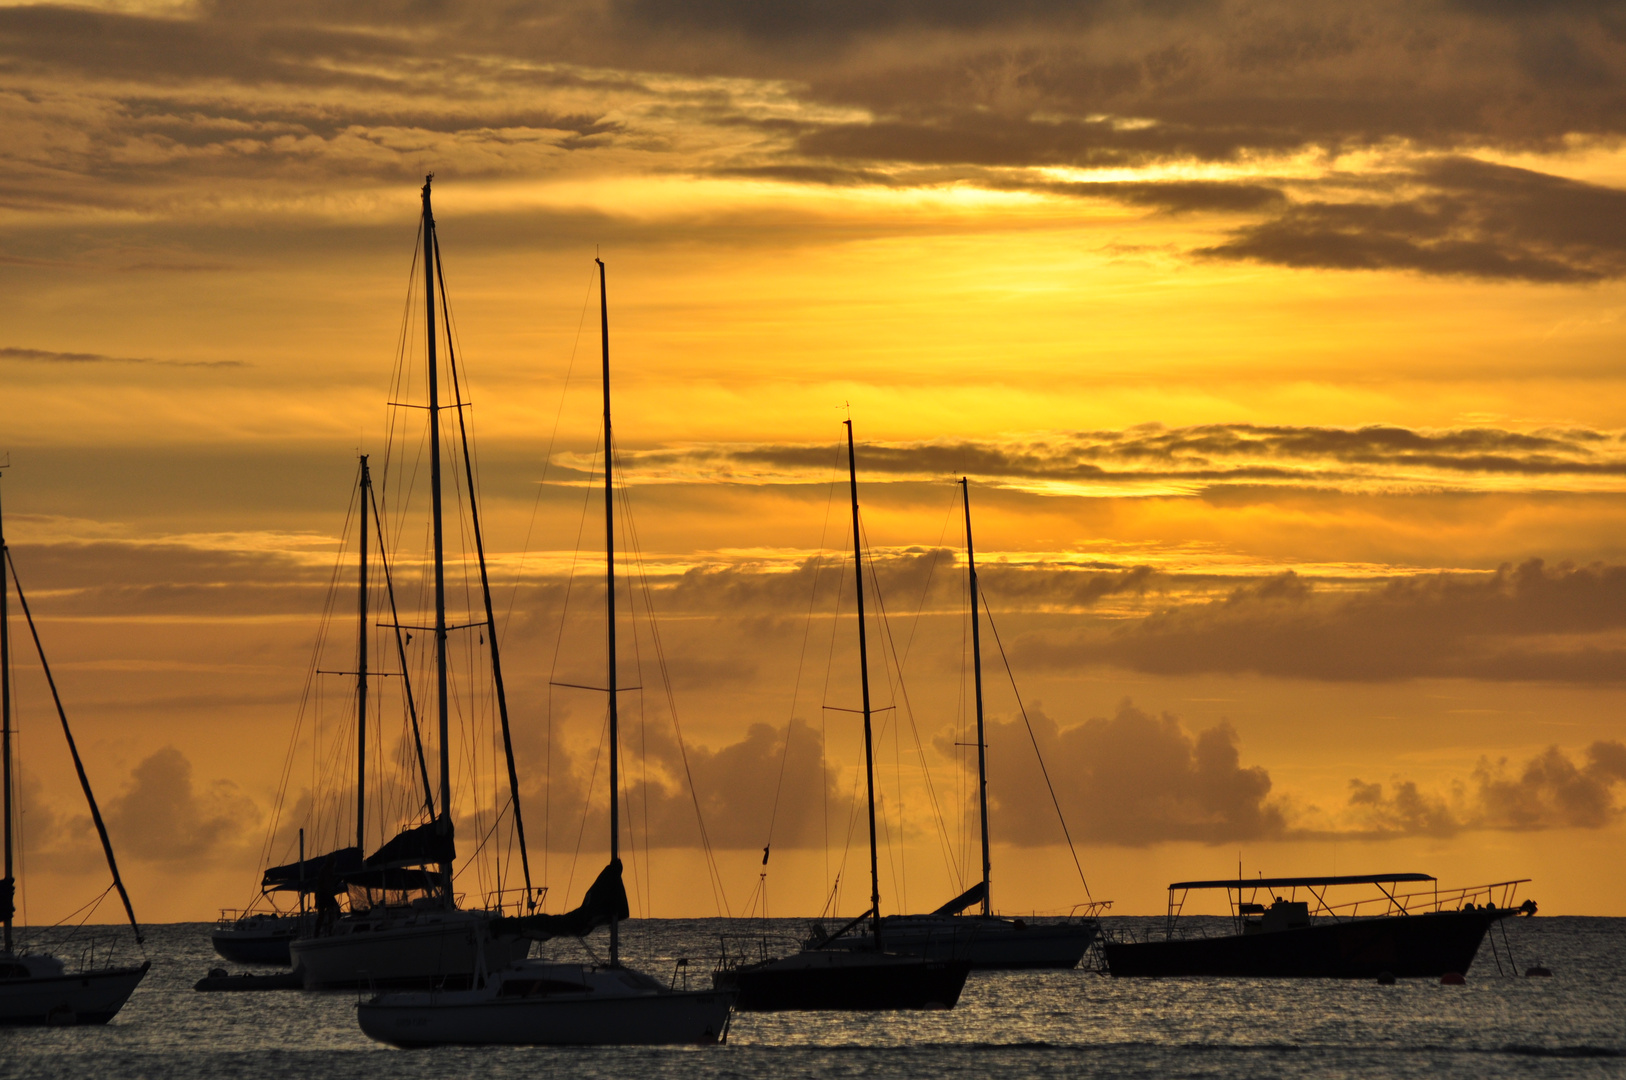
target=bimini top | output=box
[1168,873,1436,891]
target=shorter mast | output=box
[356,456,371,852]
[961,478,991,917]
[845,420,882,949]
[599,256,620,968]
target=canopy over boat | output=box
[1169,873,1436,891]
[360,820,455,871]
[262,847,363,893]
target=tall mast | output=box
[422,175,452,886]
[356,455,371,852]
[845,420,882,949]
[962,478,991,917]
[598,257,620,968]
[1,473,12,953]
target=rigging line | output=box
[764,443,844,853]
[860,517,961,890]
[893,485,961,673]
[564,706,609,912]
[504,259,599,634]
[819,469,852,894]
[256,468,359,903]
[6,550,143,947]
[368,482,434,817]
[979,590,1093,902]
[615,452,731,917]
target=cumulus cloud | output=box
[1346,740,1626,836]
[959,699,1288,846]
[105,746,258,862]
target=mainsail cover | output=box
[361,820,455,871]
[932,880,987,916]
[491,859,628,941]
[0,876,13,923]
[262,847,363,893]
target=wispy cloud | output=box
[0,346,246,369]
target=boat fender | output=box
[1440,972,1465,985]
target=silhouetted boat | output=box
[1104,873,1535,978]
[0,477,149,1024]
[288,176,535,990]
[356,255,735,1046]
[713,422,973,1011]
[817,479,1100,970]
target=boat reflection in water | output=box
[1105,873,1536,978]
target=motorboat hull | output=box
[1104,908,1515,978]
[359,986,735,1046]
[826,916,1097,970]
[716,949,972,1011]
[289,911,529,990]
[0,961,149,1025]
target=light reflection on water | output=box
[1,916,1620,1079]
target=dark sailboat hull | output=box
[1104,908,1516,978]
[825,915,1097,970]
[716,951,972,1011]
[211,933,293,966]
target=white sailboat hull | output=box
[0,961,148,1025]
[358,962,734,1046]
[290,911,529,990]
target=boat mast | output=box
[845,420,883,949]
[422,175,452,886]
[598,257,620,968]
[1,472,12,953]
[356,455,370,853]
[961,478,991,917]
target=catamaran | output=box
[356,256,736,1045]
[0,475,149,1024]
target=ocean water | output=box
[1,916,1620,1079]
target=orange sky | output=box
[3,0,1626,923]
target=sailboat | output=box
[711,422,974,1011]
[287,177,534,990]
[356,257,736,1046]
[213,456,413,967]
[0,475,150,1024]
[816,478,1101,969]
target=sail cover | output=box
[932,881,987,916]
[262,847,363,893]
[0,876,13,922]
[361,820,455,871]
[491,859,629,941]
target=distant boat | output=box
[0,477,150,1025]
[1104,873,1536,978]
[357,255,736,1045]
[288,176,535,990]
[713,422,974,1011]
[818,479,1101,970]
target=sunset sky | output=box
[4,0,1626,925]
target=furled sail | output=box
[361,820,455,871]
[0,876,13,923]
[931,881,987,917]
[491,859,629,942]
[262,847,363,893]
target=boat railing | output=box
[713,930,804,971]
[1160,877,1533,938]
[1069,900,1115,919]
[1307,879,1530,920]
[481,886,548,916]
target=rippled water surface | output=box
[1,916,1620,1079]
